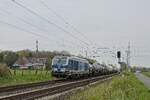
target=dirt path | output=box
[135,72,150,89]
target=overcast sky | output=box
[0,0,150,67]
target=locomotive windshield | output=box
[52,57,67,65]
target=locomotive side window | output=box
[68,59,79,70]
[73,61,78,70]
[68,60,73,69]
[68,60,71,66]
[78,62,82,71]
[68,60,71,70]
[79,62,85,71]
[84,63,89,71]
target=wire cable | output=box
[11,0,90,47]
[40,0,94,45]
[0,7,85,50]
[0,20,76,49]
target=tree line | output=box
[0,50,71,68]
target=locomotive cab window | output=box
[52,57,67,65]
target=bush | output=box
[0,63,11,77]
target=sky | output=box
[0,0,150,67]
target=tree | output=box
[17,49,32,58]
[45,56,52,70]
[0,53,3,63]
[2,51,18,66]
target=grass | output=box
[68,72,150,100]
[142,71,150,77]
[0,70,53,87]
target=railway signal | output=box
[117,51,121,63]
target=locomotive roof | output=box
[53,56,89,63]
[69,56,88,62]
[53,56,68,58]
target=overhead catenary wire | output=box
[12,0,108,54]
[39,0,105,56]
[5,0,114,59]
[0,8,85,50]
[11,0,93,58]
[11,0,90,47]
[0,20,75,49]
[0,2,90,49]
[39,0,94,45]
[0,20,47,39]
[0,20,84,53]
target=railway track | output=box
[0,79,65,93]
[0,79,67,97]
[0,73,118,100]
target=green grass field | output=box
[0,70,53,87]
[68,72,150,100]
[142,71,150,77]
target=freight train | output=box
[51,56,120,78]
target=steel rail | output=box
[0,73,118,100]
[0,79,65,93]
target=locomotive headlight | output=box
[53,68,58,72]
[61,68,66,72]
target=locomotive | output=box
[51,56,119,78]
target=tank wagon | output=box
[52,56,90,78]
[106,64,114,74]
[52,56,119,78]
[91,63,107,75]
